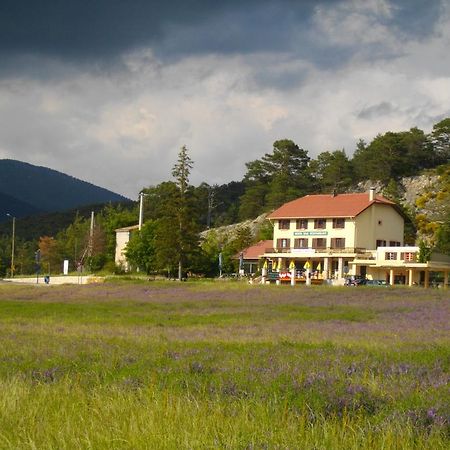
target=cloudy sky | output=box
[0,0,449,198]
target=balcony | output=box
[354,252,376,260]
[265,247,293,253]
[310,247,367,254]
[266,247,367,255]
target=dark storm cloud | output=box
[0,0,311,60]
[1,0,441,64]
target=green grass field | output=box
[0,281,448,449]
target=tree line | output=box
[0,118,449,277]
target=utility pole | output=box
[6,214,15,278]
[138,192,146,231]
[136,192,147,274]
[35,249,41,284]
[88,211,94,258]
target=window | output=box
[314,218,326,229]
[376,240,387,247]
[278,220,290,230]
[294,238,308,249]
[331,238,345,248]
[332,218,345,229]
[401,252,416,262]
[296,219,308,229]
[385,252,397,260]
[277,238,291,249]
[389,241,401,247]
[312,238,327,249]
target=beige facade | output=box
[262,192,449,287]
[115,225,139,270]
[273,217,358,252]
[355,204,404,249]
[272,203,404,254]
[268,203,405,280]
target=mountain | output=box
[0,159,130,220]
[0,191,41,218]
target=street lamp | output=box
[6,213,15,278]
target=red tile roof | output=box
[239,240,273,260]
[268,193,396,219]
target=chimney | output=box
[369,187,375,201]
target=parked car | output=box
[365,279,388,286]
[344,276,366,286]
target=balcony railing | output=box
[265,247,292,253]
[266,247,368,254]
[312,247,367,253]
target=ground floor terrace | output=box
[260,246,450,288]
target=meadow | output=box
[0,280,448,449]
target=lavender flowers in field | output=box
[0,281,448,448]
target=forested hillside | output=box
[0,191,41,218]
[0,159,130,219]
[1,118,449,277]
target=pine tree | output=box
[239,139,311,218]
[171,145,198,281]
[428,118,450,165]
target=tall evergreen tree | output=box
[310,149,353,192]
[428,118,450,165]
[171,145,199,281]
[141,182,180,221]
[263,139,311,209]
[239,139,310,219]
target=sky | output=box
[0,0,449,199]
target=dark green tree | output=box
[310,149,354,192]
[239,139,311,218]
[200,231,226,276]
[212,181,245,226]
[232,226,253,252]
[428,118,450,165]
[263,140,311,209]
[0,235,10,276]
[125,221,157,274]
[382,179,402,202]
[141,182,180,221]
[14,240,36,275]
[55,214,89,269]
[170,145,200,280]
[99,203,138,264]
[435,214,450,255]
[238,182,268,220]
[417,240,432,263]
[352,129,432,182]
[137,179,202,278]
